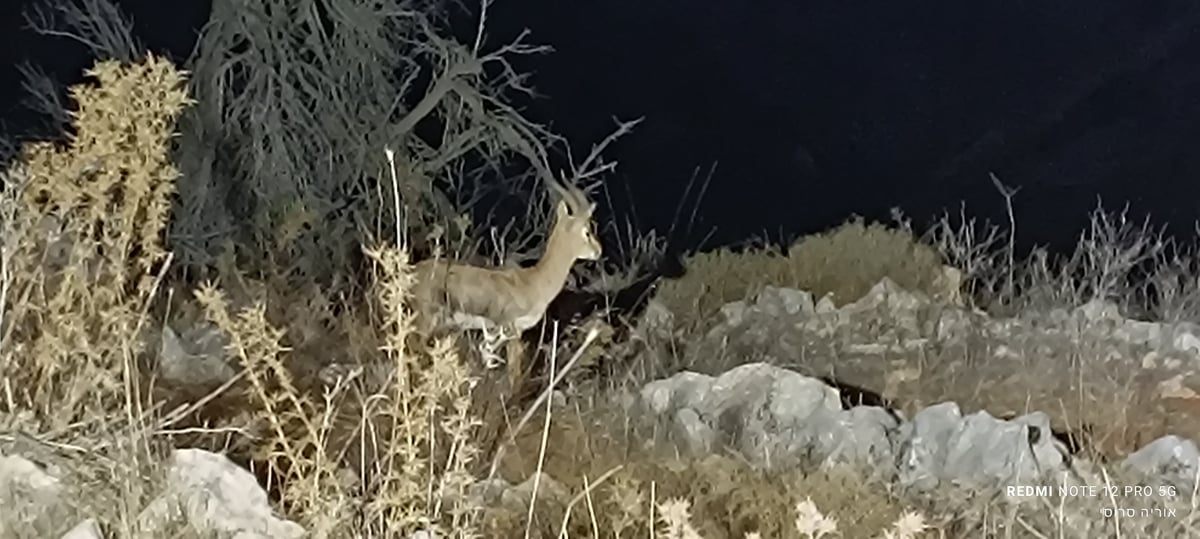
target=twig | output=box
[555,465,626,538]
[989,171,1021,300]
[524,321,558,539]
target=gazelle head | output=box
[548,177,603,261]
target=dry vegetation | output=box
[654,217,950,331]
[0,51,936,539]
[3,1,1199,538]
[656,198,1200,335]
[0,54,189,539]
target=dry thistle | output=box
[656,498,704,539]
[0,54,191,430]
[879,510,931,539]
[358,244,484,536]
[794,497,839,538]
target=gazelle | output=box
[409,177,603,386]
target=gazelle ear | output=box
[555,200,571,218]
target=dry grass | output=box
[491,399,914,538]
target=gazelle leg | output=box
[478,325,506,369]
[505,333,524,391]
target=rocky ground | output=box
[6,277,1200,537]
[668,278,1200,458]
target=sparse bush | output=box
[923,203,1005,306]
[1005,204,1169,317]
[1143,245,1200,323]
[931,202,1179,318]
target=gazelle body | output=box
[409,180,602,384]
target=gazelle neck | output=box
[527,220,579,299]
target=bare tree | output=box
[23,0,638,294]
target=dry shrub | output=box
[784,217,946,305]
[194,243,486,536]
[0,55,191,535]
[0,54,190,432]
[654,217,947,331]
[651,243,785,334]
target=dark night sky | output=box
[5,0,1200,255]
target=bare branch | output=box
[23,0,142,62]
[15,63,71,131]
